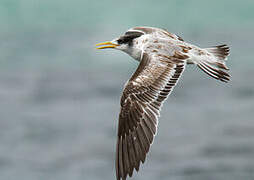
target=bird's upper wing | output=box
[116,47,189,180]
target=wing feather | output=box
[116,51,187,180]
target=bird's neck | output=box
[124,47,142,61]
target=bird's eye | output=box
[117,39,124,44]
[117,31,144,45]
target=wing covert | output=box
[116,50,187,180]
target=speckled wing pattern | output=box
[116,42,189,180]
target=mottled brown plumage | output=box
[116,52,186,179]
[96,26,230,180]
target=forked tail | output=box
[195,44,230,82]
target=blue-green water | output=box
[0,1,254,180]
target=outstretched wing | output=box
[116,50,188,180]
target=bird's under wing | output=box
[116,48,189,180]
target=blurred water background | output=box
[0,0,254,180]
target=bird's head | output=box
[96,29,145,60]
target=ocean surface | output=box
[0,0,254,180]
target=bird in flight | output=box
[96,26,230,180]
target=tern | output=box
[96,26,230,180]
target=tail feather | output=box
[195,44,230,83]
[197,61,230,83]
[206,44,230,60]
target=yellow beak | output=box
[95,41,119,49]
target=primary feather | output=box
[96,26,230,180]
